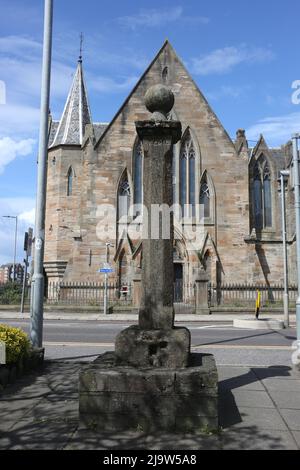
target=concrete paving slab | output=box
[267,391,300,410]
[218,368,265,391]
[279,409,300,431]
[226,390,274,408]
[253,366,299,380]
[65,430,221,450]
[29,396,78,422]
[291,431,300,448]
[261,378,300,392]
[1,418,77,450]
[221,429,298,450]
[229,407,288,431]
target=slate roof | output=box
[48,121,59,147]
[93,123,109,141]
[50,60,92,147]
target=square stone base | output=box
[115,325,191,368]
[79,352,219,433]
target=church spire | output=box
[51,47,92,147]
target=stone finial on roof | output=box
[235,128,248,154]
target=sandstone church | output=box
[44,40,296,306]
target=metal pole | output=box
[292,135,300,354]
[103,243,109,315]
[13,216,18,282]
[30,0,53,349]
[104,272,108,315]
[21,253,28,314]
[280,171,290,328]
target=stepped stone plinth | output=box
[79,84,219,433]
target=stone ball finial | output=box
[236,129,246,138]
[144,84,175,121]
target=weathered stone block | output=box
[79,352,219,433]
[80,366,175,394]
[115,325,191,368]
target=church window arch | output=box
[118,174,131,221]
[67,167,74,196]
[179,129,198,217]
[252,155,272,229]
[199,171,215,224]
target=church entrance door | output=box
[174,263,183,303]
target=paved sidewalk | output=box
[0,310,296,324]
[0,361,300,450]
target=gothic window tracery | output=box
[179,131,196,217]
[253,156,272,229]
[118,176,131,221]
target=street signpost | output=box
[98,262,114,315]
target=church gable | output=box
[95,40,236,155]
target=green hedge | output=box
[0,324,31,364]
[0,283,23,305]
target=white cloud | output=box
[118,7,183,29]
[247,111,300,146]
[206,85,252,101]
[0,104,40,137]
[89,75,139,93]
[117,7,209,30]
[191,45,275,76]
[0,137,36,174]
[19,208,35,226]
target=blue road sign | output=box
[98,268,114,274]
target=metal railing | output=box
[209,283,298,307]
[46,281,132,307]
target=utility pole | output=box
[21,228,33,314]
[292,134,300,361]
[280,170,290,328]
[30,0,53,349]
[2,216,18,282]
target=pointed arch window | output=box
[133,141,143,216]
[67,167,73,196]
[179,131,197,217]
[118,177,131,221]
[118,250,128,290]
[200,181,210,219]
[253,156,272,229]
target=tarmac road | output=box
[2,319,297,367]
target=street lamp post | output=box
[30,0,53,349]
[292,134,300,362]
[280,170,290,328]
[2,216,18,282]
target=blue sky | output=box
[0,0,299,265]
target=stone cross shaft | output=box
[135,121,182,330]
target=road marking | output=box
[44,341,115,347]
[190,325,233,330]
[44,341,292,351]
[193,344,292,351]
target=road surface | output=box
[2,319,297,367]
